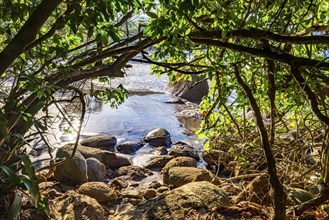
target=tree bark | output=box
[291,66,329,126]
[0,0,63,75]
[234,65,286,220]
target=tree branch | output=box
[190,38,329,69]
[0,0,63,75]
[189,28,329,45]
[291,66,329,126]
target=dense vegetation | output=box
[1,0,329,219]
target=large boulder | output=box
[49,190,105,220]
[114,165,153,181]
[80,135,117,151]
[115,181,230,220]
[163,167,221,188]
[53,144,88,185]
[144,155,174,170]
[144,128,171,147]
[162,156,197,175]
[78,182,118,204]
[116,140,145,154]
[169,142,200,161]
[164,74,209,103]
[86,157,106,181]
[78,145,131,169]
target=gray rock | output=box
[164,74,209,103]
[78,145,131,169]
[202,149,232,166]
[169,142,200,161]
[116,140,144,154]
[162,156,197,175]
[80,135,117,151]
[163,167,221,188]
[114,181,229,220]
[79,182,118,204]
[114,165,153,181]
[54,144,88,185]
[49,190,105,220]
[86,158,106,181]
[153,146,168,155]
[285,186,314,206]
[144,155,174,170]
[144,128,171,147]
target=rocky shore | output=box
[22,126,315,220]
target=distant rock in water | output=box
[116,140,145,154]
[164,74,209,103]
[169,141,200,161]
[144,128,171,147]
[80,135,117,151]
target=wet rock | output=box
[163,167,221,188]
[164,74,209,103]
[154,146,168,155]
[80,135,117,151]
[149,180,162,189]
[49,190,105,220]
[54,144,88,185]
[169,142,200,161]
[114,165,153,181]
[202,149,231,166]
[142,189,157,200]
[111,177,128,190]
[162,156,197,175]
[233,174,271,205]
[86,157,106,181]
[79,182,118,204]
[144,128,171,147]
[78,145,131,169]
[165,96,184,104]
[116,140,145,155]
[115,181,229,220]
[144,155,174,170]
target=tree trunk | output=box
[0,0,63,75]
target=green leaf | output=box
[108,29,120,42]
[18,155,38,186]
[19,175,40,207]
[143,25,153,34]
[146,11,157,18]
[0,164,20,186]
[7,194,22,220]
